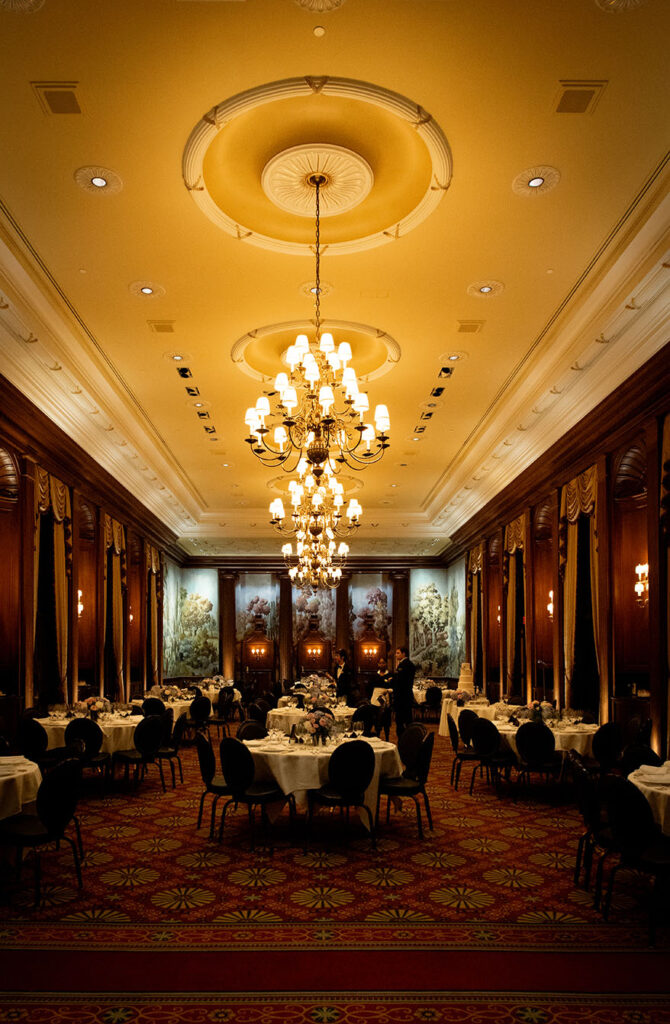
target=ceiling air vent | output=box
[420,411,433,421]
[185,385,200,397]
[555,80,607,114]
[148,320,175,333]
[197,410,210,420]
[438,366,453,379]
[32,81,81,115]
[204,425,217,435]
[457,320,484,333]
[413,425,426,434]
[176,366,192,379]
[431,386,445,398]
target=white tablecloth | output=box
[494,721,597,759]
[0,757,42,820]
[244,735,403,821]
[38,716,138,755]
[630,763,670,835]
[438,699,493,735]
[267,706,353,735]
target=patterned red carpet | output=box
[1,726,668,1020]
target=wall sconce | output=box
[129,605,134,624]
[547,590,554,621]
[496,604,501,624]
[306,645,322,658]
[362,645,379,658]
[250,645,266,660]
[77,589,84,618]
[634,563,649,606]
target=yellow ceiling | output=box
[0,0,668,558]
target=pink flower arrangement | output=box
[305,711,334,736]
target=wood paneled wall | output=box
[453,345,670,756]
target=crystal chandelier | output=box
[269,457,362,537]
[244,174,390,478]
[282,532,349,591]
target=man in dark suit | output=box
[335,649,357,706]
[391,646,416,737]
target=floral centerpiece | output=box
[79,696,110,720]
[443,689,471,705]
[526,699,555,723]
[305,709,334,745]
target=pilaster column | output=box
[524,506,534,703]
[646,420,666,756]
[18,456,36,707]
[278,574,293,687]
[596,453,612,724]
[551,488,563,707]
[335,573,350,653]
[220,572,237,680]
[391,570,409,654]
[69,491,81,702]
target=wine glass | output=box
[353,720,364,737]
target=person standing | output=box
[335,649,356,706]
[391,646,416,737]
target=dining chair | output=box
[112,715,165,790]
[446,712,479,789]
[514,722,562,795]
[457,708,478,748]
[142,696,166,717]
[306,739,376,850]
[157,712,189,787]
[194,732,231,839]
[419,686,442,723]
[218,737,295,852]
[351,703,378,737]
[601,775,670,946]
[0,758,83,906]
[210,691,233,738]
[566,749,615,894]
[584,721,623,775]
[236,720,268,740]
[377,730,434,839]
[64,717,111,780]
[468,718,516,795]
[618,743,662,778]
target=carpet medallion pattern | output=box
[0,733,664,955]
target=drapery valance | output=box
[104,513,126,555]
[145,543,161,574]
[468,544,483,575]
[33,467,72,701]
[559,464,599,697]
[561,464,597,524]
[504,514,525,554]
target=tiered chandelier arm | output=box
[269,459,362,539]
[244,174,390,476]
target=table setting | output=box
[241,730,403,824]
[37,709,138,755]
[0,756,42,820]
[629,762,670,835]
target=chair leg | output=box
[602,862,621,920]
[157,761,166,793]
[304,794,314,853]
[64,836,83,889]
[413,796,423,840]
[218,798,234,842]
[72,815,84,859]
[362,804,376,850]
[177,755,184,784]
[209,794,222,840]
[197,790,208,830]
[574,833,586,885]
[33,851,41,907]
[169,759,176,788]
[422,789,433,831]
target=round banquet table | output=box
[266,705,353,735]
[37,715,138,755]
[495,721,597,759]
[0,757,42,820]
[629,763,670,836]
[242,735,403,824]
[438,699,494,735]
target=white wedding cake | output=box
[457,662,475,694]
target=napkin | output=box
[0,756,30,765]
[636,765,670,782]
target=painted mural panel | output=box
[409,562,466,678]
[162,566,219,677]
[162,557,181,678]
[348,573,392,644]
[292,587,336,643]
[235,573,279,640]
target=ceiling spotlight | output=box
[528,176,545,188]
[313,25,326,37]
[140,286,154,295]
[172,354,184,362]
[448,354,460,361]
[90,176,108,188]
[479,285,492,294]
[194,402,203,407]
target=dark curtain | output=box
[103,549,117,700]
[34,514,60,705]
[571,515,600,714]
[511,549,525,701]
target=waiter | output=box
[335,649,356,706]
[391,646,416,737]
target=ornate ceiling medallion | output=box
[294,0,346,10]
[261,145,373,217]
[182,76,452,256]
[594,0,646,9]
[511,165,561,198]
[0,0,46,10]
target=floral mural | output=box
[235,573,279,641]
[292,587,336,643]
[162,566,219,677]
[409,562,466,679]
[348,573,392,644]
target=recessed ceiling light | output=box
[222,463,230,468]
[129,280,165,298]
[313,25,326,37]
[74,165,123,195]
[528,176,544,188]
[194,402,203,407]
[140,286,154,295]
[172,354,184,361]
[390,483,398,488]
[479,285,492,294]
[90,176,107,188]
[448,353,460,361]
[512,165,561,198]
[467,280,504,298]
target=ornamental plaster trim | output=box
[230,319,401,382]
[261,144,373,217]
[182,76,452,256]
